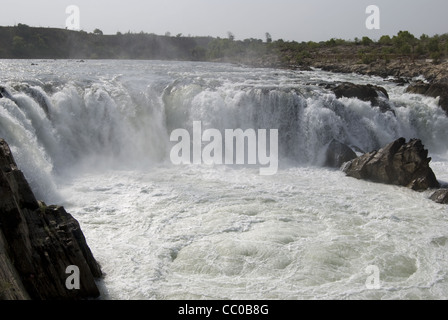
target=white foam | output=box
[58,165,448,300]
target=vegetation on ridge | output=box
[0,24,447,68]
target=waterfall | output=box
[2,60,448,300]
[1,61,447,200]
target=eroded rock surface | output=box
[0,138,102,300]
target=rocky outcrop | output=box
[0,139,102,300]
[430,189,448,204]
[324,139,357,168]
[405,82,448,114]
[342,138,440,191]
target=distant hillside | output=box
[0,24,213,60]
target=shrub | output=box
[430,51,441,64]
[378,35,392,45]
[361,36,373,46]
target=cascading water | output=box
[1,59,448,299]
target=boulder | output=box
[332,82,389,102]
[342,138,440,191]
[406,82,448,114]
[430,189,448,204]
[331,82,393,113]
[324,139,357,168]
[0,138,102,300]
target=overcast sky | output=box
[2,0,447,41]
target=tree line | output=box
[0,24,447,67]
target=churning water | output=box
[1,59,448,299]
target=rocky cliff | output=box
[0,139,102,300]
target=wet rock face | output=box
[0,138,102,300]
[342,138,440,191]
[324,139,357,169]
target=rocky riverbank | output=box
[0,139,102,300]
[312,58,448,84]
[240,44,448,115]
[310,57,448,198]
[309,58,448,114]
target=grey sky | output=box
[2,0,447,41]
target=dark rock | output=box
[332,82,389,103]
[405,82,429,95]
[0,87,13,101]
[388,77,410,86]
[342,138,440,191]
[406,82,448,114]
[0,138,102,300]
[324,139,357,168]
[0,229,31,299]
[331,82,393,114]
[430,189,448,204]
